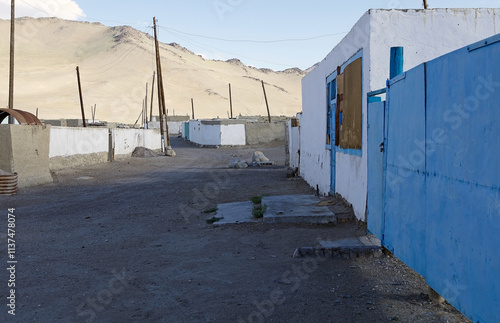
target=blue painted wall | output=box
[368,34,500,323]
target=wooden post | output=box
[153,17,165,149]
[8,0,15,123]
[36,108,38,118]
[76,66,87,127]
[191,98,195,119]
[150,71,155,122]
[261,80,271,123]
[423,0,428,9]
[229,83,233,119]
[153,17,171,148]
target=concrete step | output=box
[262,195,337,225]
[293,235,382,259]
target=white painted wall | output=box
[49,127,108,158]
[220,124,246,146]
[189,121,221,146]
[300,8,500,220]
[50,127,161,160]
[113,128,161,156]
[167,121,184,135]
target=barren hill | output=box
[0,17,304,124]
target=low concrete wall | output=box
[0,125,52,188]
[188,120,246,146]
[49,127,161,169]
[220,124,246,146]
[189,121,221,146]
[49,127,109,170]
[113,128,161,158]
[245,122,286,145]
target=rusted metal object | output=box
[0,108,42,125]
[0,171,18,195]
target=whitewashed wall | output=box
[50,127,161,163]
[220,124,246,146]
[189,121,220,146]
[49,127,108,158]
[113,128,161,157]
[301,8,500,220]
[188,121,246,146]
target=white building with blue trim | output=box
[299,8,500,220]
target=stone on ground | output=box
[252,151,269,163]
[228,158,248,169]
[132,147,159,157]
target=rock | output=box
[228,158,248,169]
[165,147,176,157]
[132,147,159,158]
[252,151,269,163]
[237,161,248,168]
[228,158,240,168]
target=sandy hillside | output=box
[0,17,305,124]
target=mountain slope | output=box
[0,18,304,124]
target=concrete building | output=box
[300,8,500,220]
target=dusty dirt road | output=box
[0,137,468,322]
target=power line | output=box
[159,26,348,44]
[163,27,296,69]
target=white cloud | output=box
[0,0,85,20]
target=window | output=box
[337,57,362,150]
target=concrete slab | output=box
[262,195,336,224]
[212,201,259,225]
[293,235,382,259]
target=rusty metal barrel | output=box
[0,170,18,195]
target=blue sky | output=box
[1,0,499,70]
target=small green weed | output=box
[250,194,264,204]
[206,216,223,224]
[202,207,218,214]
[252,204,268,219]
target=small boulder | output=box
[132,147,159,158]
[237,161,249,168]
[165,147,176,157]
[228,158,240,168]
[228,158,248,169]
[252,151,269,163]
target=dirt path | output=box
[0,137,468,322]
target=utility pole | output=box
[150,71,155,122]
[191,98,195,119]
[229,83,233,119]
[153,17,173,154]
[153,17,165,150]
[76,66,87,127]
[144,82,148,127]
[8,0,15,124]
[423,0,428,9]
[261,80,271,123]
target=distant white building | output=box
[299,8,500,220]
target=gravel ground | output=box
[0,137,470,322]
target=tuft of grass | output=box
[206,216,223,224]
[250,194,264,204]
[252,204,268,219]
[202,207,218,214]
